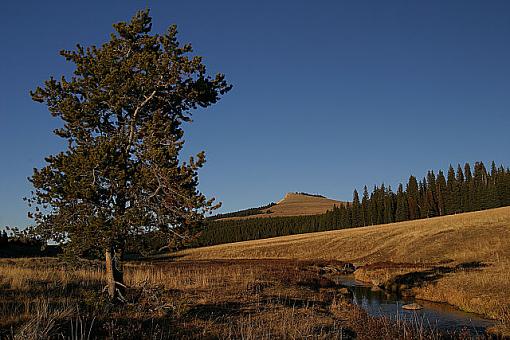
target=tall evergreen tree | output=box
[351,190,362,227]
[456,164,466,211]
[395,183,409,222]
[407,175,419,220]
[361,186,370,226]
[383,186,395,224]
[27,10,230,300]
[377,184,386,224]
[419,178,429,218]
[473,161,489,210]
[496,165,510,206]
[426,171,438,217]
[488,161,500,208]
[436,170,447,216]
[445,165,459,214]
[369,186,378,226]
[464,163,474,211]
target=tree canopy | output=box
[28,10,231,298]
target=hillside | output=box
[218,192,346,220]
[181,206,510,262]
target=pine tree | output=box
[395,183,408,222]
[456,164,466,212]
[464,163,474,211]
[27,10,230,300]
[419,178,429,218]
[361,186,370,226]
[407,176,420,220]
[383,186,395,224]
[487,162,499,209]
[351,190,362,227]
[377,184,386,224]
[425,171,438,217]
[369,186,378,226]
[473,161,489,210]
[496,165,509,207]
[445,165,459,214]
[436,170,447,216]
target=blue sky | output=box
[1,1,509,228]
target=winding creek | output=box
[336,275,494,336]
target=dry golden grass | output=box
[177,207,510,324]
[0,258,104,291]
[0,258,446,339]
[181,207,510,263]
[220,192,345,220]
[2,207,508,337]
[413,261,510,321]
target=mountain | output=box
[216,192,346,221]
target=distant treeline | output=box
[293,192,326,198]
[195,161,510,247]
[0,230,61,258]
[208,202,276,220]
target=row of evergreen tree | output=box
[196,161,510,247]
[207,202,276,220]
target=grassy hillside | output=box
[181,206,510,262]
[218,192,346,220]
[178,207,510,331]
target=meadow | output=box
[178,206,510,336]
[0,258,461,339]
[1,207,509,338]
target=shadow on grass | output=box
[389,261,487,291]
[185,301,244,320]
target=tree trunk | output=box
[105,247,124,301]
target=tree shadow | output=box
[390,261,487,291]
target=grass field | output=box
[178,206,510,334]
[220,193,345,220]
[2,207,509,338]
[0,258,452,339]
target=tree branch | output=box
[126,90,157,153]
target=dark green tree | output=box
[464,163,474,211]
[436,170,447,216]
[445,165,459,214]
[369,185,378,225]
[425,171,438,217]
[473,161,489,210]
[419,178,429,218]
[361,186,370,226]
[487,161,499,209]
[377,184,386,224]
[456,164,466,211]
[406,176,419,220]
[395,183,409,222]
[383,185,395,224]
[27,10,231,300]
[351,189,362,227]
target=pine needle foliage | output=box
[27,10,231,289]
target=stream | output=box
[336,275,494,336]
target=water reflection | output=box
[337,276,493,335]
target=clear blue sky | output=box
[1,1,509,228]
